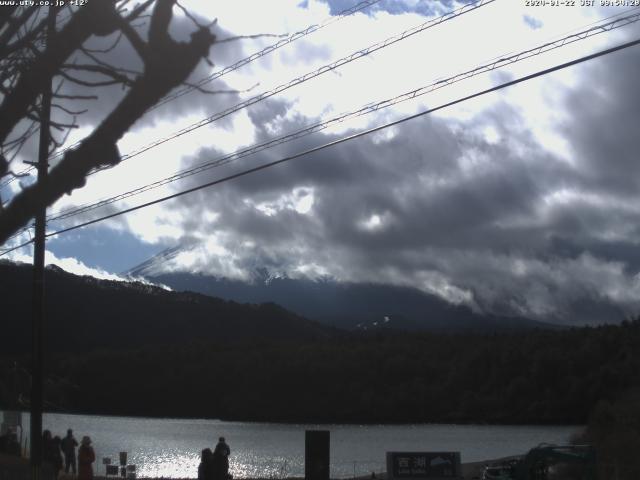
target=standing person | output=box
[42,430,54,467]
[42,430,57,479]
[77,436,95,480]
[213,437,231,479]
[62,429,79,475]
[51,436,64,479]
[198,448,214,480]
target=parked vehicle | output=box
[481,464,514,479]
[513,444,596,480]
[478,445,596,480]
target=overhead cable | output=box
[0,0,383,188]
[92,0,495,172]
[151,0,383,111]
[3,36,639,257]
[5,0,495,189]
[34,10,640,227]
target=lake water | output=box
[4,412,579,478]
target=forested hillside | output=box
[0,261,333,354]
[2,320,639,425]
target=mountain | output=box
[0,260,333,355]
[127,254,556,333]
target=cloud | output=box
[149,32,640,325]
[10,250,124,281]
[523,14,543,30]
[7,1,639,326]
[7,248,170,289]
[560,41,640,199]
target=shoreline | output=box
[2,454,516,480]
[5,408,584,427]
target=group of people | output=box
[43,428,95,480]
[198,437,232,480]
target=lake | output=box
[4,412,579,478]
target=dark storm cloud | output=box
[49,6,246,131]
[2,3,265,203]
[560,43,640,198]
[151,35,640,325]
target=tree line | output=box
[2,319,640,425]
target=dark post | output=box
[31,5,56,477]
[305,430,330,480]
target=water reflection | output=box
[137,451,199,478]
[133,450,294,478]
[4,412,577,478]
[230,452,294,479]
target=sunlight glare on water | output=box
[3,412,579,478]
[139,450,199,478]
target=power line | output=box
[1,0,495,206]
[0,0,383,188]
[0,0,493,193]
[0,8,108,183]
[91,0,495,173]
[3,7,636,243]
[151,0,383,111]
[3,36,639,257]
[30,10,640,229]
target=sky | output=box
[2,0,640,325]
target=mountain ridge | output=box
[126,251,558,333]
[0,260,334,355]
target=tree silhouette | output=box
[0,0,217,244]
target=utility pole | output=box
[30,5,56,478]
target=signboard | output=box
[305,430,330,480]
[103,458,112,465]
[386,452,462,480]
[1,411,22,435]
[119,452,128,466]
[106,465,119,476]
[2,411,22,427]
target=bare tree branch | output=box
[216,33,288,44]
[0,10,48,58]
[124,0,156,21]
[79,46,142,76]
[182,81,260,96]
[52,104,88,116]
[81,31,124,54]
[175,0,207,29]
[49,120,79,132]
[53,93,99,101]
[0,0,216,244]
[0,1,122,145]
[117,17,148,60]
[6,170,32,179]
[61,63,136,86]
[58,69,126,88]
[0,7,39,53]
[51,117,77,152]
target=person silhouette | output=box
[51,436,64,479]
[78,436,95,480]
[213,437,230,479]
[198,448,215,480]
[61,429,79,474]
[42,431,54,467]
